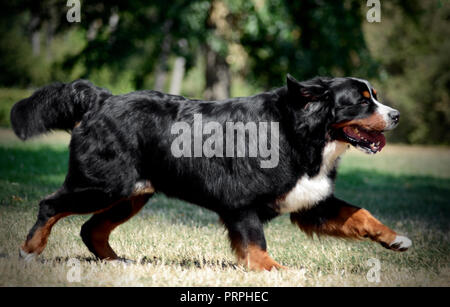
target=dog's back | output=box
[63,87,294,210]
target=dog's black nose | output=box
[389,110,400,123]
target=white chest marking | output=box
[278,141,348,213]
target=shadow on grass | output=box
[141,256,236,269]
[45,255,238,269]
[335,169,450,229]
[0,146,68,184]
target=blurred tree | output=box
[365,0,450,144]
[0,0,80,86]
[59,0,379,95]
[238,0,379,87]
[1,0,447,144]
[0,0,378,94]
[204,0,232,100]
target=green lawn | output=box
[0,129,449,286]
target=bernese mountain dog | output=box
[11,74,411,270]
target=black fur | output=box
[10,79,111,140]
[12,75,398,261]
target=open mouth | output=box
[333,125,386,154]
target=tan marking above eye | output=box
[372,88,377,95]
[362,91,371,98]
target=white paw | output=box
[389,235,412,251]
[19,248,38,262]
[132,180,154,195]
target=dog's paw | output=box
[132,180,154,196]
[389,235,412,251]
[19,248,38,262]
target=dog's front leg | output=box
[290,196,412,251]
[221,210,286,271]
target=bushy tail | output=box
[10,79,112,140]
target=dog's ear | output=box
[286,74,330,108]
[286,75,335,139]
[286,74,302,95]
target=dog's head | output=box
[286,74,400,154]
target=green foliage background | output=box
[0,0,448,144]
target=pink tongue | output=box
[343,126,386,151]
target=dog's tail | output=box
[10,79,112,140]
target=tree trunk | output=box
[169,56,186,95]
[204,46,230,100]
[153,20,173,92]
[87,19,102,41]
[29,14,41,56]
[31,30,41,56]
[204,0,231,100]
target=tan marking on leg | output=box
[81,195,149,260]
[244,245,287,271]
[291,206,397,248]
[20,189,128,259]
[230,238,286,271]
[21,213,70,255]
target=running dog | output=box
[11,75,411,270]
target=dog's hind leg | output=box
[19,187,118,261]
[222,210,286,271]
[290,196,412,251]
[80,191,153,262]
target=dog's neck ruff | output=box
[277,141,348,214]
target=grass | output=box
[0,128,449,286]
